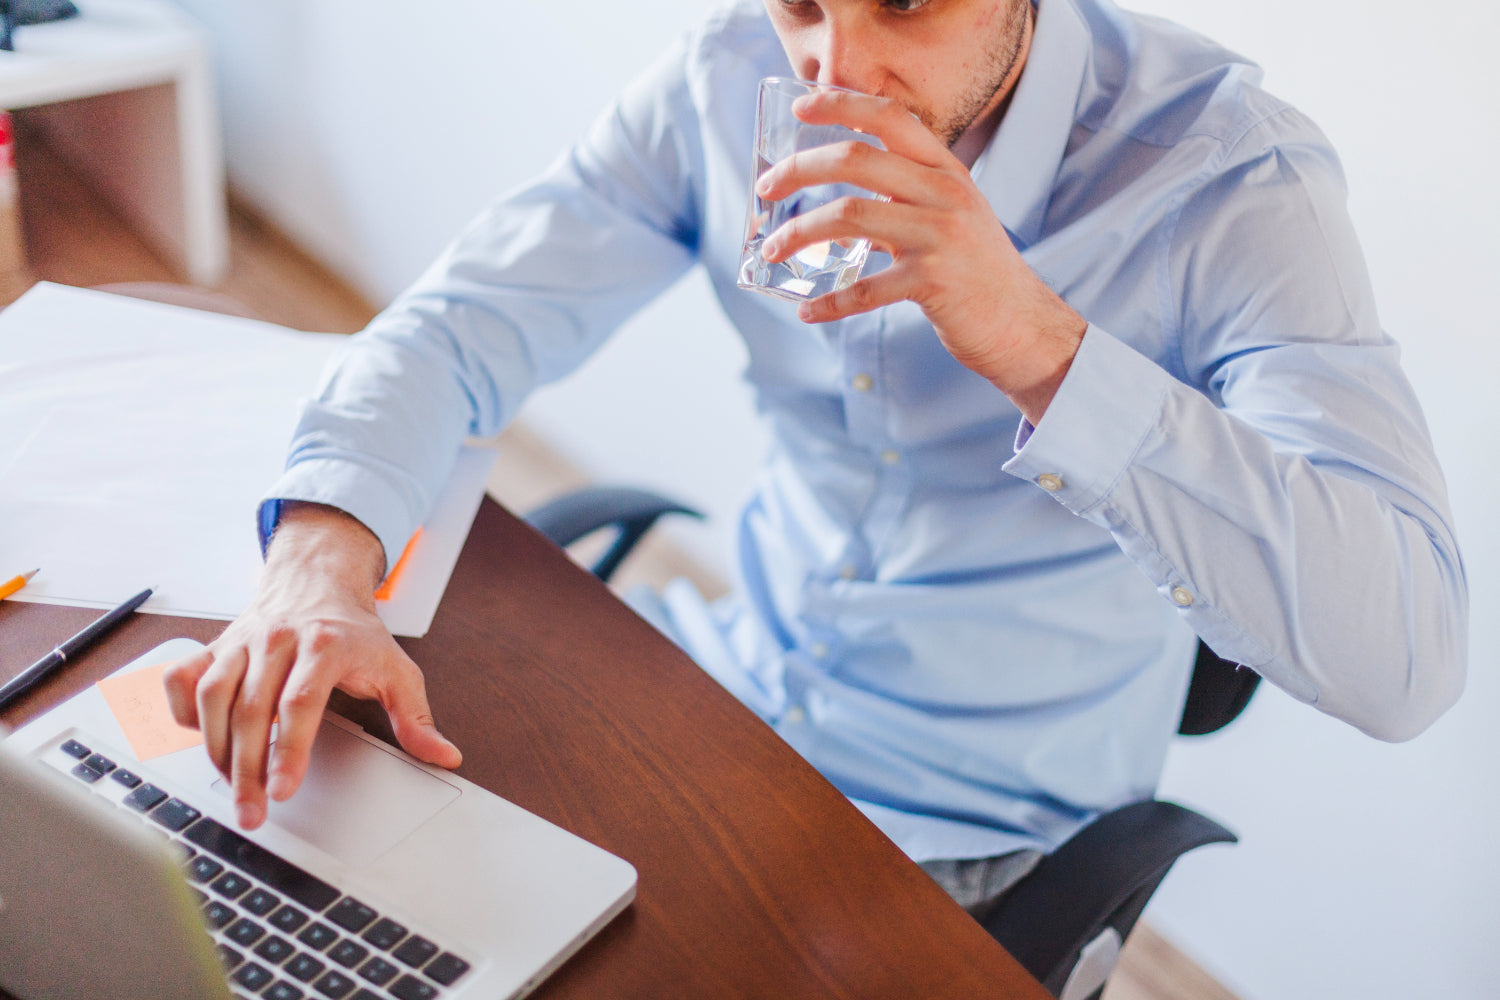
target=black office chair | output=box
[525,486,1257,1000]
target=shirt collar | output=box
[972,0,1091,247]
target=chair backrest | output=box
[1177,642,1260,736]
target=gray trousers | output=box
[919,849,1045,921]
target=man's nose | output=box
[804,20,882,94]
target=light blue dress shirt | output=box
[265,0,1466,862]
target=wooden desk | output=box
[0,498,1049,999]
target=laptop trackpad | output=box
[212,720,460,867]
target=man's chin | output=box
[901,102,951,145]
[870,93,960,148]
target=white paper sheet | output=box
[0,283,496,636]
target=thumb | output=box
[382,669,463,770]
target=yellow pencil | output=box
[0,568,39,601]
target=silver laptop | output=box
[0,638,636,1000]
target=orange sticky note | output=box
[374,527,422,602]
[97,660,205,762]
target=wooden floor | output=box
[6,123,1240,1000]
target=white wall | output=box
[168,0,1498,996]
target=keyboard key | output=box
[297,922,339,951]
[312,970,357,997]
[356,956,398,987]
[424,952,470,986]
[243,887,282,916]
[361,917,407,950]
[270,905,311,934]
[254,935,297,966]
[83,753,116,775]
[326,898,377,933]
[110,767,142,788]
[187,855,225,883]
[203,900,237,929]
[217,944,244,970]
[327,938,369,969]
[225,917,267,947]
[391,935,437,968]
[264,983,306,1000]
[389,974,439,1000]
[150,798,201,832]
[284,953,325,983]
[123,783,169,812]
[211,871,253,900]
[70,761,106,783]
[60,739,91,759]
[184,818,340,911]
[349,991,383,1000]
[232,961,275,991]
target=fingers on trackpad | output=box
[212,721,459,866]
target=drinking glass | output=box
[737,77,886,303]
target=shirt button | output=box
[880,449,900,465]
[809,641,829,659]
[783,705,807,725]
[1171,586,1195,607]
[1037,473,1064,492]
[851,373,873,392]
[838,564,859,581]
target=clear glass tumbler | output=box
[737,77,886,303]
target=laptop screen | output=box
[0,734,232,1000]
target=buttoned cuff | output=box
[257,457,420,575]
[1002,324,1170,521]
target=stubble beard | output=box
[925,0,1033,148]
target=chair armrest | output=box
[1179,642,1261,736]
[979,799,1236,995]
[524,486,702,582]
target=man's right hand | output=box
[163,502,462,830]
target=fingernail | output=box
[430,728,461,758]
[236,800,263,828]
[797,302,815,322]
[267,771,293,801]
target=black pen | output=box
[0,587,155,710]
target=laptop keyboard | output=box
[57,737,473,1000]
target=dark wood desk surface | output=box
[1,498,1048,999]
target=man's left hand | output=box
[755,88,1087,424]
